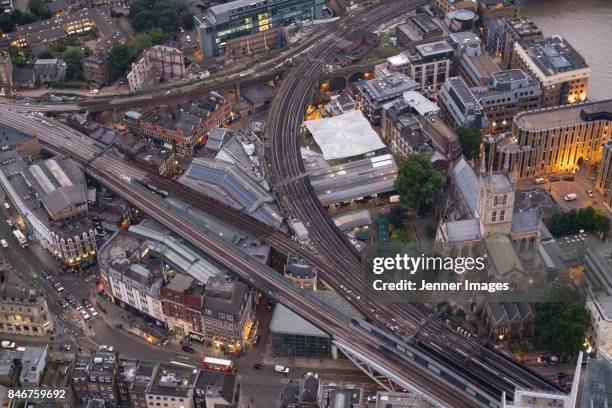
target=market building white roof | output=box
[305,110,385,160]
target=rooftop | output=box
[354,72,419,108]
[444,218,481,242]
[507,17,542,37]
[307,154,397,205]
[179,157,282,228]
[451,157,479,216]
[515,100,612,130]
[414,39,455,58]
[305,110,385,161]
[520,35,589,76]
[148,363,199,397]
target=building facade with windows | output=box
[0,149,97,267]
[471,69,542,134]
[161,274,205,335]
[203,276,253,351]
[596,139,612,209]
[0,285,53,337]
[498,99,612,180]
[438,76,488,130]
[124,92,230,157]
[510,35,590,107]
[98,232,166,328]
[195,0,325,58]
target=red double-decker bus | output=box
[201,357,233,373]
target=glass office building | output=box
[195,0,325,58]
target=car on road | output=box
[587,190,594,198]
[253,363,265,369]
[54,282,64,293]
[564,193,578,201]
[40,270,51,279]
[59,314,68,321]
[549,176,560,182]
[58,299,68,308]
[534,177,546,184]
[1,341,15,349]
[99,345,114,352]
[182,345,195,353]
[6,219,12,227]
[85,274,96,283]
[88,307,99,318]
[562,175,575,181]
[0,239,7,248]
[59,344,71,352]
[82,299,92,308]
[274,365,290,374]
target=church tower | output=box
[476,143,516,237]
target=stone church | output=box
[435,150,541,282]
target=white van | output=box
[274,365,290,373]
[564,193,577,201]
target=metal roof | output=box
[305,110,385,160]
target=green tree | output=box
[180,10,194,30]
[387,205,406,229]
[455,127,482,162]
[62,47,85,80]
[7,45,27,67]
[0,14,14,33]
[27,0,51,19]
[546,206,610,237]
[533,302,590,355]
[394,153,444,215]
[38,49,54,59]
[10,9,21,25]
[110,43,136,81]
[158,8,179,32]
[128,0,185,33]
[131,9,157,32]
[19,11,37,25]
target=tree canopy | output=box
[533,302,590,355]
[455,126,481,162]
[129,0,189,33]
[38,49,54,59]
[547,206,610,237]
[27,0,51,20]
[62,47,86,81]
[394,153,444,215]
[110,28,169,81]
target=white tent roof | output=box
[305,110,385,160]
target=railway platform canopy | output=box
[305,110,385,161]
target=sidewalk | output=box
[261,341,356,370]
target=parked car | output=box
[182,345,195,353]
[587,190,594,197]
[253,363,265,369]
[1,341,15,349]
[564,193,577,201]
[0,239,7,248]
[549,176,560,182]
[59,344,72,352]
[534,177,546,184]
[562,175,575,181]
[274,365,290,374]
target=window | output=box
[492,211,497,222]
[500,210,505,221]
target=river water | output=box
[521,0,612,100]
